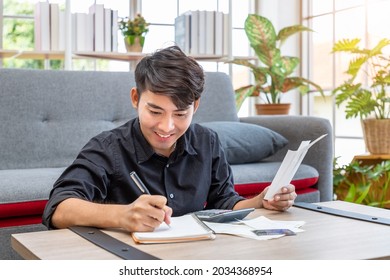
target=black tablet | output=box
[194,208,255,223]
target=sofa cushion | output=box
[0,168,65,204]
[231,162,319,197]
[201,121,288,164]
[0,167,65,227]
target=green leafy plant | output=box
[118,13,149,46]
[228,14,323,110]
[332,38,390,119]
[333,158,390,208]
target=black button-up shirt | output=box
[42,118,245,228]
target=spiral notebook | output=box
[132,213,216,244]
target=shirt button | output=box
[169,193,174,199]
[166,164,170,168]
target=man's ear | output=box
[193,99,201,113]
[130,87,139,109]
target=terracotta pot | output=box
[124,36,145,52]
[255,103,291,115]
[361,118,390,154]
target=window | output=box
[302,0,390,165]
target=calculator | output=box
[194,208,255,223]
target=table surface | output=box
[11,201,390,260]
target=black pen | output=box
[130,171,151,195]
[129,171,170,227]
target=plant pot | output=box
[255,103,291,115]
[361,118,390,154]
[124,36,145,52]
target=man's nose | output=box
[159,116,175,132]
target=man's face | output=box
[131,88,199,157]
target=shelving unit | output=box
[0,49,64,60]
[0,0,240,71]
[0,49,248,62]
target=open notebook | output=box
[132,213,215,244]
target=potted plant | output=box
[118,13,150,52]
[228,14,323,114]
[332,38,390,154]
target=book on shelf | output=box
[34,1,50,51]
[86,13,94,52]
[104,8,112,52]
[174,12,191,54]
[71,13,76,51]
[174,10,228,56]
[111,10,118,52]
[223,13,229,56]
[205,11,215,55]
[49,3,60,51]
[189,10,199,55]
[132,213,215,244]
[214,11,224,56]
[58,10,65,51]
[197,10,206,54]
[75,13,88,52]
[89,4,105,52]
[68,4,117,53]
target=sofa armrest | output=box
[240,115,334,202]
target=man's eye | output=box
[176,113,187,117]
[150,110,161,115]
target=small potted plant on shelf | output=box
[118,13,150,52]
[228,14,323,114]
[332,38,390,154]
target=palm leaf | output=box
[245,14,276,48]
[277,25,312,47]
[227,59,258,70]
[251,44,282,67]
[344,90,378,119]
[234,85,256,111]
[279,56,299,76]
[346,56,367,77]
[332,38,361,52]
[252,67,268,85]
[245,15,277,66]
[369,38,390,56]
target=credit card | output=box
[252,229,296,236]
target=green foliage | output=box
[333,158,390,208]
[118,14,149,37]
[227,14,324,110]
[332,38,390,119]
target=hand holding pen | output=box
[130,171,172,228]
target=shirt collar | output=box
[132,118,198,163]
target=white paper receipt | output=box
[264,134,327,201]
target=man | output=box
[42,46,296,232]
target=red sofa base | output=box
[0,200,47,228]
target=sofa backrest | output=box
[0,69,238,169]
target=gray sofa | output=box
[0,68,333,259]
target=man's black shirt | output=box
[42,118,245,229]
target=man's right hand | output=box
[51,196,172,232]
[119,194,172,232]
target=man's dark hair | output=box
[134,45,205,109]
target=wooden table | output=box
[11,201,390,260]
